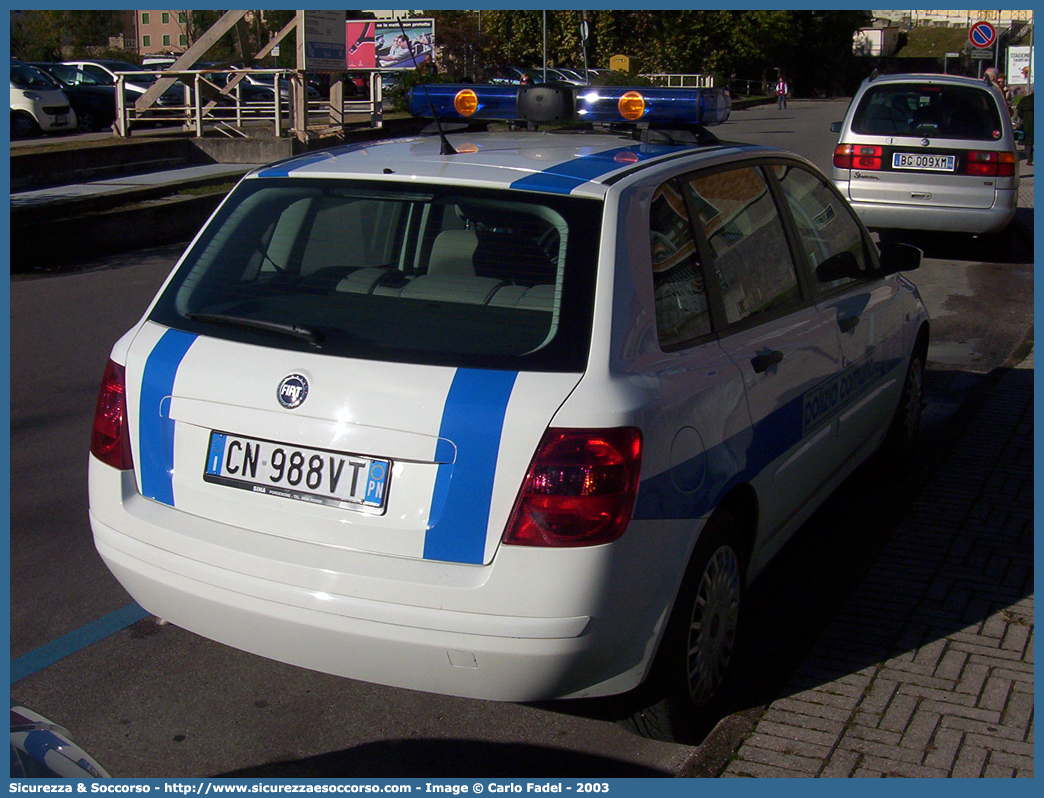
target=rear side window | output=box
[852,83,1004,140]
[772,164,871,294]
[683,167,801,326]
[149,178,601,372]
[649,181,712,349]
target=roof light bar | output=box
[575,87,731,126]
[407,84,518,120]
[407,84,732,127]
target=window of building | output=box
[162,12,170,24]
[141,12,150,24]
[162,34,171,47]
[684,167,801,327]
[649,181,712,349]
[142,35,151,48]
[179,35,188,47]
[178,12,187,23]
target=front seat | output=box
[428,230,478,276]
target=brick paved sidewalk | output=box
[724,350,1034,778]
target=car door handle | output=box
[838,316,860,333]
[751,351,784,373]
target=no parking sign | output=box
[969,20,997,49]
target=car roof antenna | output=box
[397,17,457,155]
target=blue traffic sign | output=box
[970,21,997,49]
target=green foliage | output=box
[424,9,872,98]
[384,63,457,112]
[11,10,121,61]
[896,26,969,58]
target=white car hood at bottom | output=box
[122,322,582,567]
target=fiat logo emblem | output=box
[277,374,308,409]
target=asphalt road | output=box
[8,99,1035,778]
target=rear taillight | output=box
[834,144,882,170]
[91,359,134,470]
[503,427,642,547]
[966,150,1016,177]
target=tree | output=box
[11,10,120,61]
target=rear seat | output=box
[336,269,555,311]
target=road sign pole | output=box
[996,9,1001,70]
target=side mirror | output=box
[816,250,861,282]
[878,241,922,274]
[1014,129,1025,142]
[830,121,842,133]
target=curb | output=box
[11,192,224,274]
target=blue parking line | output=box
[10,603,150,684]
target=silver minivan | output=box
[831,73,1019,235]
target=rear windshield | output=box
[149,178,602,372]
[852,83,1004,140]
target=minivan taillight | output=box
[834,144,882,170]
[503,427,642,547]
[91,359,134,470]
[965,150,1016,177]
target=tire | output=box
[880,344,925,460]
[76,109,98,134]
[625,512,745,743]
[11,112,40,140]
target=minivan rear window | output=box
[149,178,602,372]
[852,83,1004,140]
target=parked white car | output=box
[90,84,929,742]
[10,59,76,138]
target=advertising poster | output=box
[1008,44,1033,86]
[346,18,435,70]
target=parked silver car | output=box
[830,72,1019,235]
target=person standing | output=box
[776,74,789,110]
[1017,89,1033,165]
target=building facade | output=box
[871,10,1034,28]
[117,9,190,56]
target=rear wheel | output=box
[625,512,745,743]
[881,344,925,459]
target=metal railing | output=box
[641,73,715,89]
[113,68,385,139]
[727,78,768,97]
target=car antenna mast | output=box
[397,17,457,155]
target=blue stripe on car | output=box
[424,369,518,564]
[139,329,197,506]
[633,352,903,520]
[257,140,413,178]
[510,144,689,194]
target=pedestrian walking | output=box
[776,75,788,110]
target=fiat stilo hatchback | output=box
[831,72,1019,234]
[90,84,929,742]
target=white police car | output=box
[89,83,929,742]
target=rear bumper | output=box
[94,519,602,701]
[836,183,1017,234]
[89,462,688,701]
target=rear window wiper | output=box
[186,312,323,347]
